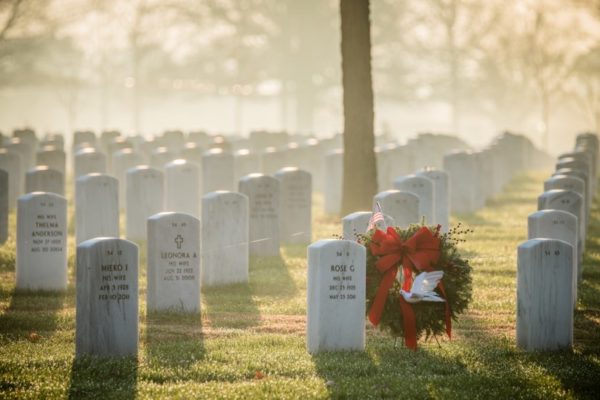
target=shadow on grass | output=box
[0,288,67,336]
[249,254,298,298]
[68,356,137,399]
[203,281,261,329]
[145,311,206,370]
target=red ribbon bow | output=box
[368,226,451,350]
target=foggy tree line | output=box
[0,0,599,141]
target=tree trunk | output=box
[340,0,377,215]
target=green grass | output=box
[1,171,600,399]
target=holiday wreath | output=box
[361,223,472,350]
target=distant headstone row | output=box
[518,132,598,351]
[325,131,552,217]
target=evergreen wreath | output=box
[360,223,472,348]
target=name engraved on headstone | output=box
[16,192,67,290]
[147,212,200,312]
[97,251,132,302]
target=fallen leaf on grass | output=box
[28,332,40,342]
[255,370,265,380]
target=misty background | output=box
[1,0,599,153]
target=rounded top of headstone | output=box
[184,142,199,150]
[554,167,586,176]
[7,137,27,146]
[115,148,135,156]
[111,136,128,144]
[76,147,101,156]
[153,146,171,155]
[308,239,367,252]
[39,145,60,153]
[166,159,189,167]
[538,189,583,202]
[546,174,584,185]
[303,138,319,147]
[204,148,227,156]
[18,191,66,202]
[235,149,251,156]
[126,165,162,176]
[342,211,372,221]
[203,190,248,201]
[148,211,199,222]
[276,166,299,174]
[76,173,116,184]
[78,236,138,251]
[528,209,576,220]
[374,189,420,201]
[394,174,433,185]
[287,142,299,150]
[518,237,573,250]
[28,165,50,173]
[241,173,265,181]
[449,149,471,156]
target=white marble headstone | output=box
[74,148,107,179]
[239,174,280,256]
[16,192,67,290]
[149,147,177,171]
[75,174,119,245]
[443,151,478,213]
[165,159,200,218]
[528,210,578,305]
[112,148,144,209]
[517,238,573,351]
[274,167,312,244]
[538,189,584,252]
[76,237,138,357]
[234,149,262,185]
[373,190,419,228]
[342,211,395,240]
[126,166,164,242]
[25,166,64,196]
[36,147,66,176]
[6,139,33,170]
[202,148,234,194]
[417,169,450,232]
[147,212,200,312]
[307,239,366,353]
[393,175,435,225]
[0,149,22,208]
[202,191,249,286]
[324,149,343,215]
[544,175,587,227]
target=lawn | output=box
[1,170,599,399]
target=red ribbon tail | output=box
[368,266,397,326]
[399,297,417,351]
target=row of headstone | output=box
[324,132,551,216]
[517,132,598,351]
[443,132,552,214]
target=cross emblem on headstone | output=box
[174,234,184,249]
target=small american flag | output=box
[366,201,385,232]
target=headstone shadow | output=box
[202,282,261,329]
[145,311,206,370]
[249,254,298,299]
[68,356,137,400]
[0,288,67,336]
